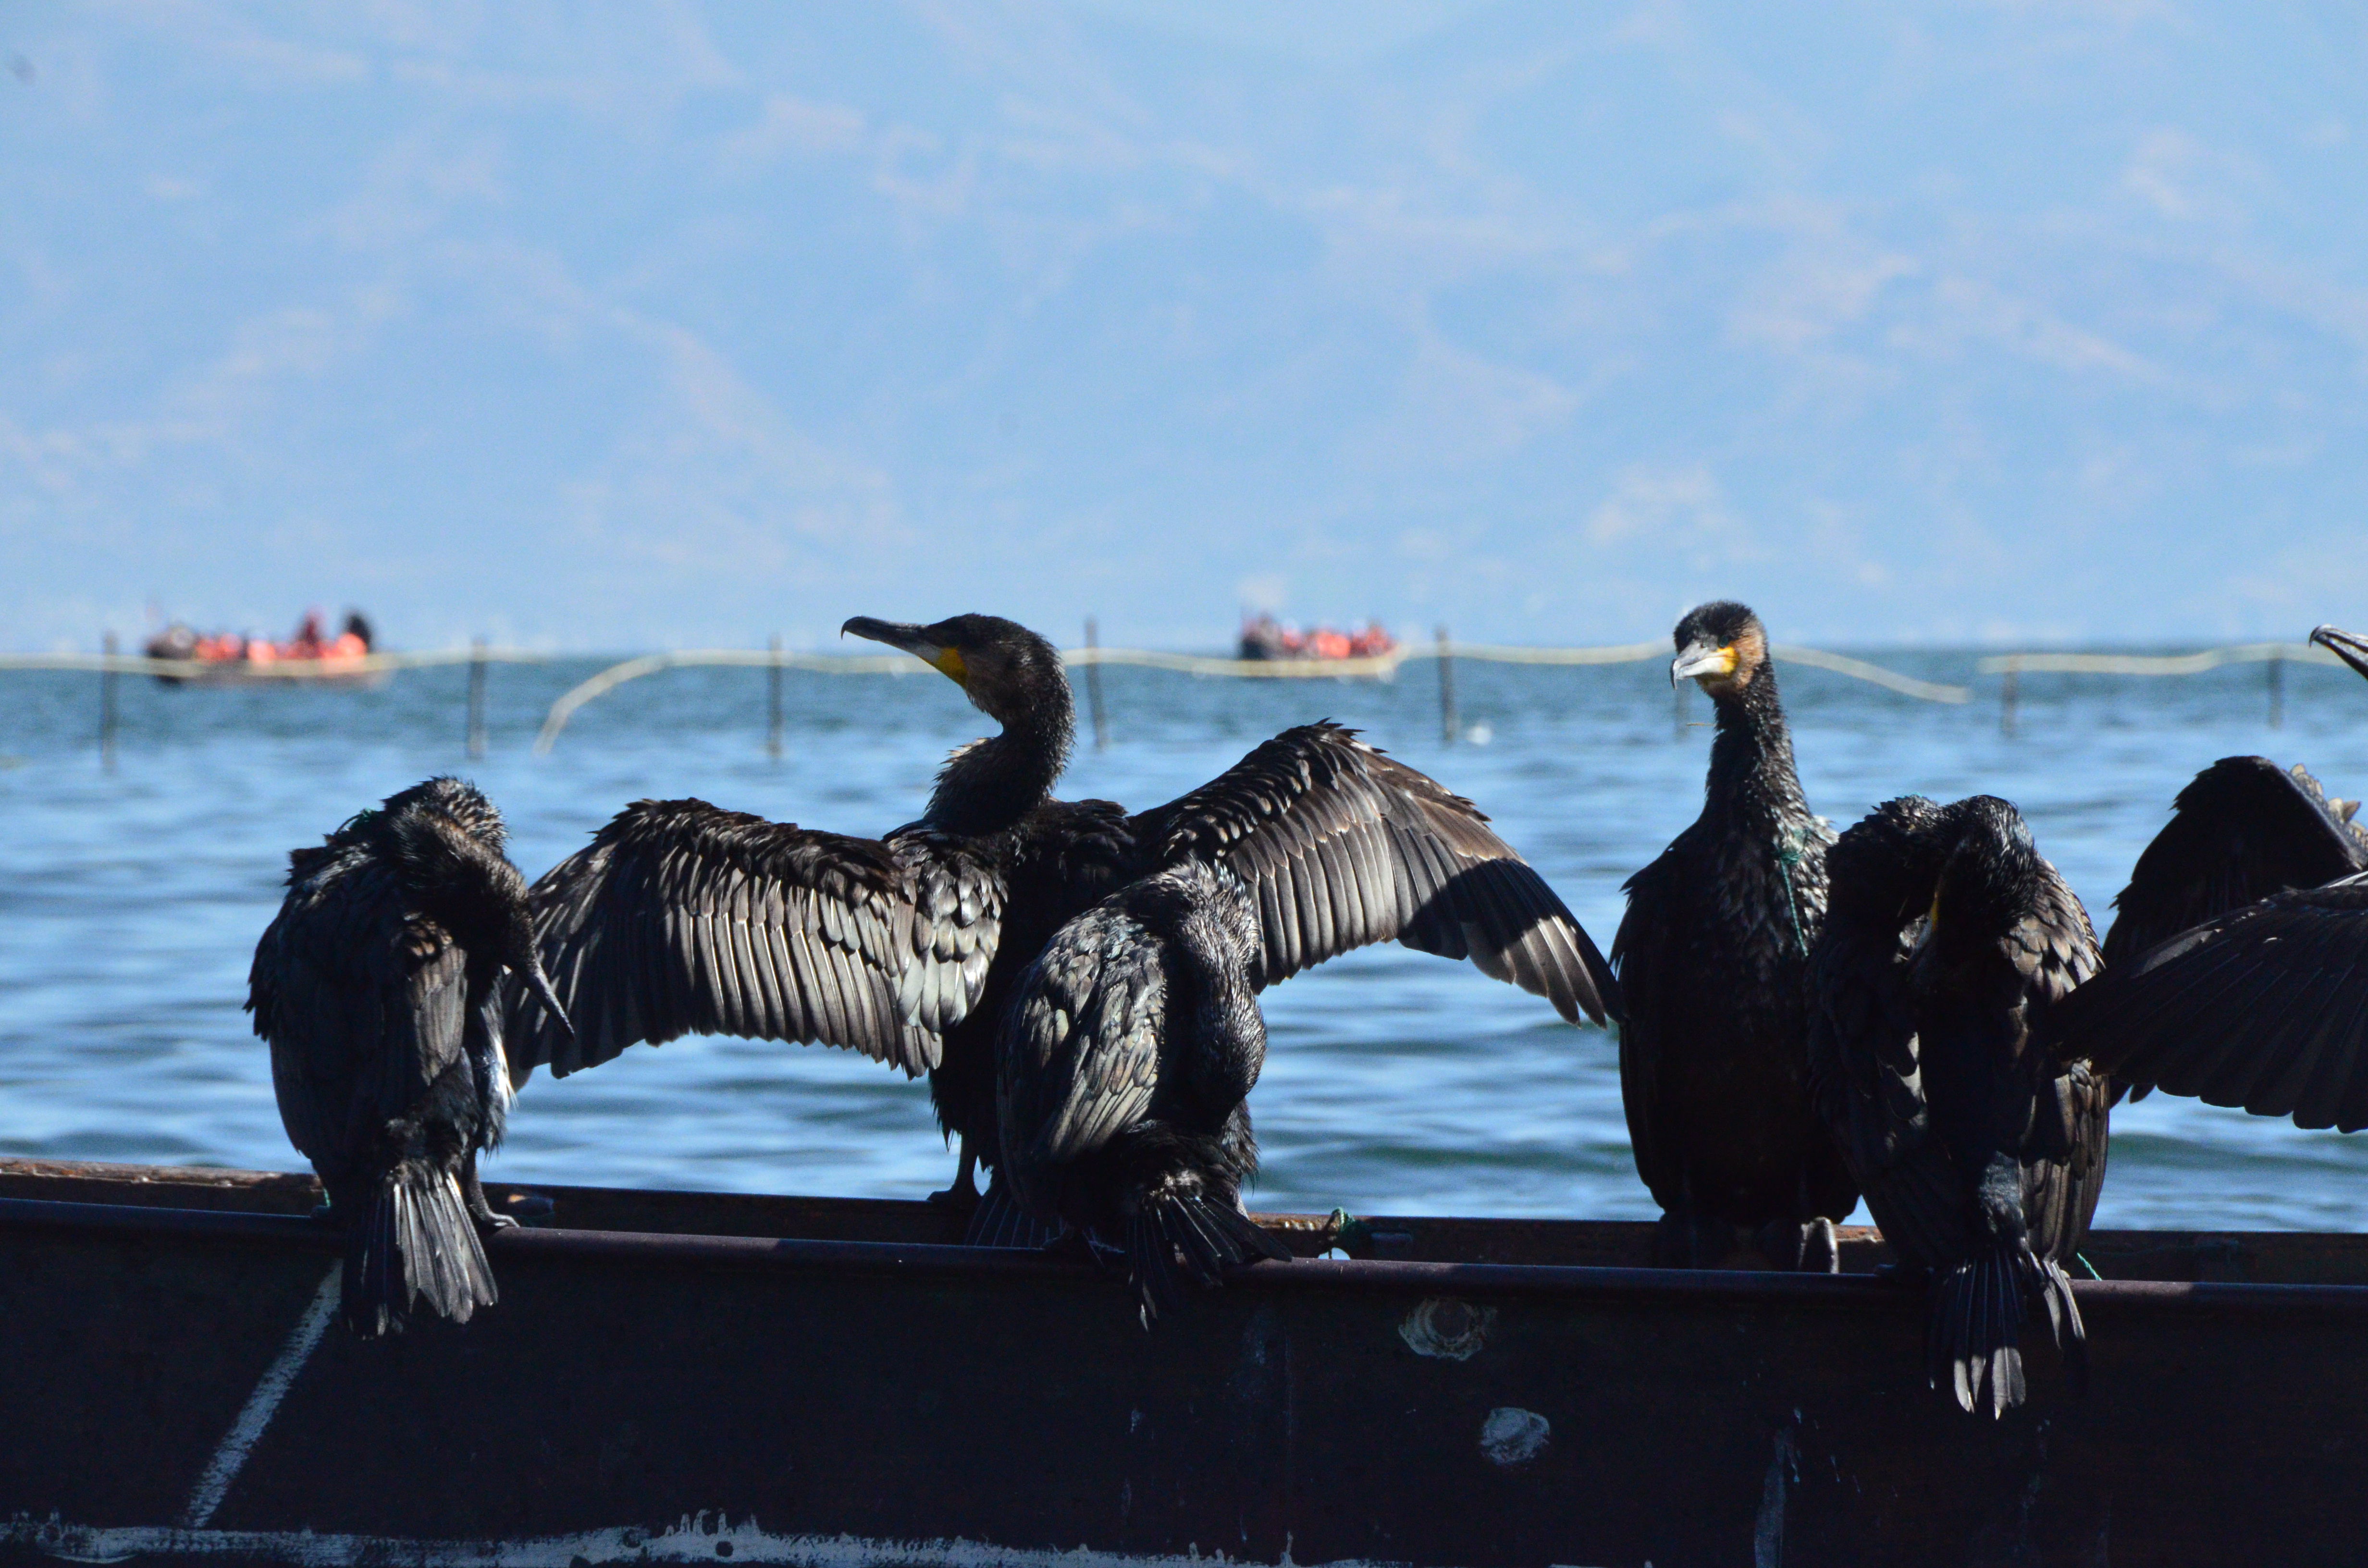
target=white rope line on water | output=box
[7,638,2335,754]
[526,640,1974,753]
[1975,641,2335,676]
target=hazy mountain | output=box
[5,1,2364,650]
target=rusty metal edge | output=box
[5,1195,2367,1318]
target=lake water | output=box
[5,645,2365,1233]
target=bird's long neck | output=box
[1704,669,1811,835]
[925,699,1073,837]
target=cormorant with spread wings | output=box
[506,613,1616,1218]
[1809,796,2109,1416]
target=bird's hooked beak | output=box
[521,959,574,1040]
[842,616,969,686]
[2311,625,2368,684]
[1670,639,1739,689]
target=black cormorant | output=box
[1613,601,1856,1268]
[2054,626,2368,1127]
[506,613,1614,1222]
[1809,795,2109,1416]
[997,859,1292,1322]
[247,778,572,1336]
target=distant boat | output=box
[143,611,382,686]
[1237,613,1398,662]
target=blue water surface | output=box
[3,648,2363,1231]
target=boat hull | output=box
[0,1162,2363,1567]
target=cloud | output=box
[1357,335,1580,469]
[720,94,868,169]
[2121,128,2255,225]
[1583,466,1762,576]
[562,318,905,581]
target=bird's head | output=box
[841,613,1069,731]
[1670,600,1769,698]
[375,778,572,1039]
[499,899,574,1042]
[2312,625,2368,684]
[1925,795,2039,952]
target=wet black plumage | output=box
[1809,795,2109,1416]
[2070,626,2368,1108]
[247,778,571,1336]
[1614,601,1856,1268]
[993,860,1292,1323]
[2102,756,2366,969]
[506,613,1615,1216]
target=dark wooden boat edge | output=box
[5,1191,2368,1321]
[9,1156,2368,1568]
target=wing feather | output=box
[508,798,1005,1081]
[1129,723,1613,1024]
[2104,757,2368,966]
[2056,876,2368,1131]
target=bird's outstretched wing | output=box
[2104,757,2368,966]
[509,798,1004,1081]
[1128,723,1614,1024]
[251,859,469,1163]
[2055,874,2368,1132]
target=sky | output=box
[5,1,2368,652]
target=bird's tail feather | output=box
[962,1179,1066,1250]
[1929,1245,2086,1416]
[1125,1191,1290,1327]
[344,1160,496,1337]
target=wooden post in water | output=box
[1084,617,1109,751]
[1437,625,1456,745]
[2269,647,2285,729]
[767,635,785,760]
[2000,656,2019,738]
[99,631,119,772]
[467,638,488,759]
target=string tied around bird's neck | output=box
[1773,820,1820,959]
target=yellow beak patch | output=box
[932,646,969,684]
[1710,644,1740,675]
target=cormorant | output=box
[1613,601,1857,1268]
[997,859,1292,1322]
[1809,795,2109,1416]
[2053,625,2368,1128]
[506,613,1614,1224]
[247,778,572,1336]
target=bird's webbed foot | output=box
[926,1140,982,1211]
[462,1159,521,1230]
